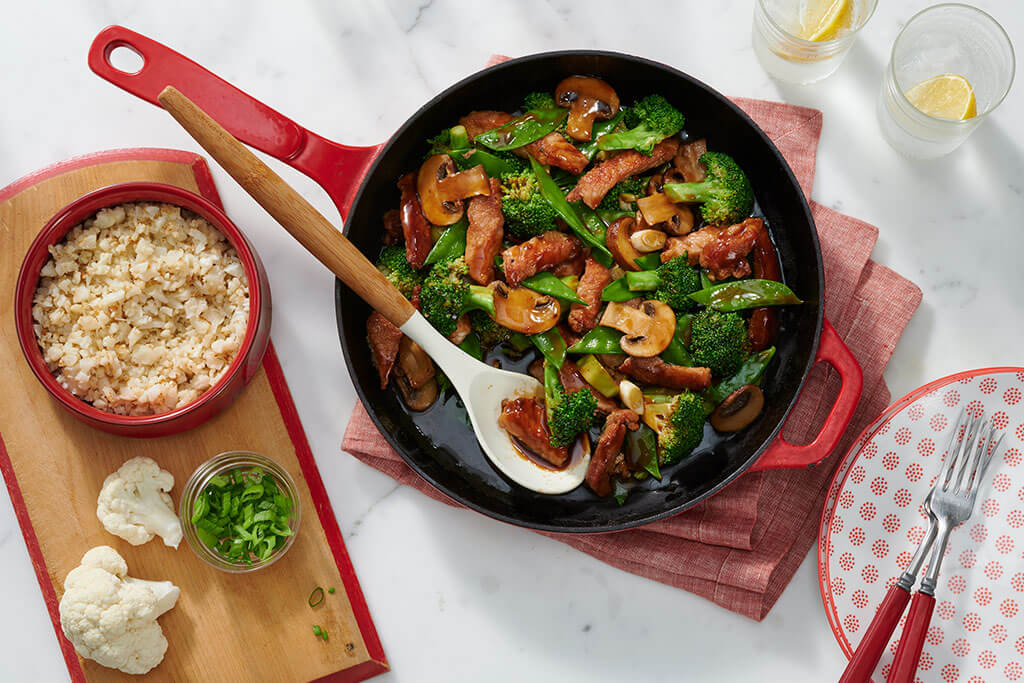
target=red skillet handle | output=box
[840,583,911,683]
[88,26,380,218]
[886,592,935,682]
[750,319,863,471]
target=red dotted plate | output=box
[819,368,1024,682]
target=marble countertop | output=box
[1,1,1021,680]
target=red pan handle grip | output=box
[887,592,935,682]
[750,319,863,471]
[839,583,911,683]
[87,26,379,217]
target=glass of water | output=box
[753,0,878,84]
[878,4,1015,159]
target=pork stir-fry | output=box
[368,77,802,500]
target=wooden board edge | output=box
[262,345,390,676]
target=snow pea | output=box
[688,279,802,312]
[661,315,695,366]
[597,208,633,224]
[424,218,467,266]
[705,347,776,406]
[475,109,568,151]
[529,156,614,261]
[577,111,626,160]
[601,277,635,302]
[572,202,614,268]
[522,272,585,305]
[567,326,623,354]
[531,327,567,369]
[453,149,518,177]
[626,423,661,480]
[633,253,660,270]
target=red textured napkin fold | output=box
[341,80,922,620]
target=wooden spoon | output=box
[156,86,588,494]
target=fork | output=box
[838,410,965,683]
[886,414,1004,683]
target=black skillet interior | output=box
[336,52,823,533]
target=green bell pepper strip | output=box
[459,333,483,361]
[626,423,661,480]
[705,347,777,406]
[688,279,802,311]
[522,272,585,305]
[601,277,636,302]
[567,326,623,354]
[424,218,467,266]
[475,109,568,151]
[529,156,614,261]
[531,327,567,369]
[577,111,625,160]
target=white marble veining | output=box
[1,1,1022,680]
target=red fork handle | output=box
[87,26,380,218]
[840,584,911,683]
[750,319,863,471]
[887,592,935,682]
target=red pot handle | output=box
[87,26,381,218]
[840,583,911,683]
[750,319,863,471]
[886,592,935,682]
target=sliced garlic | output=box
[630,229,667,253]
[619,380,645,415]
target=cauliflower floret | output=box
[96,457,183,548]
[59,546,180,675]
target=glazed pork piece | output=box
[566,138,681,209]
[367,312,403,389]
[465,178,504,285]
[585,409,640,497]
[662,217,764,282]
[619,356,712,391]
[568,257,612,334]
[501,231,582,286]
[397,172,432,269]
[499,397,570,467]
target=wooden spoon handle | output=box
[157,85,415,327]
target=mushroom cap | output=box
[599,300,676,357]
[637,193,695,236]
[554,76,620,142]
[416,155,491,226]
[710,385,765,432]
[490,282,561,335]
[396,336,435,389]
[605,216,645,272]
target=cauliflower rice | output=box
[32,203,250,416]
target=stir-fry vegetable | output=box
[531,327,567,369]
[424,219,468,266]
[528,156,613,261]
[688,279,802,311]
[567,326,624,354]
[522,271,585,304]
[191,467,294,564]
[475,109,568,151]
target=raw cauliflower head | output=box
[97,456,183,548]
[59,546,180,675]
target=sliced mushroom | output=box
[417,155,491,226]
[605,216,644,272]
[674,139,708,182]
[396,336,435,389]
[630,229,667,253]
[555,76,620,142]
[397,375,439,411]
[599,300,676,357]
[637,193,695,236]
[490,282,561,335]
[710,385,765,432]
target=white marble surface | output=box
[1,1,1022,680]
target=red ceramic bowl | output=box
[14,182,271,437]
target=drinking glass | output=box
[878,4,1015,159]
[753,0,878,84]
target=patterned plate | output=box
[819,368,1024,683]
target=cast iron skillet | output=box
[90,27,863,533]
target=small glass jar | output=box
[179,450,301,573]
[752,0,878,84]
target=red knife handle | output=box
[840,583,911,683]
[886,592,935,682]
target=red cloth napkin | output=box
[341,80,922,620]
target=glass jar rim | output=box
[888,3,1016,124]
[757,0,879,47]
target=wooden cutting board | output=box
[0,149,387,682]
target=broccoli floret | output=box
[624,256,701,311]
[500,170,559,238]
[376,246,423,299]
[597,94,685,155]
[689,308,748,377]
[418,257,495,336]
[597,176,648,211]
[663,152,754,226]
[522,91,556,111]
[469,310,511,348]
[544,362,597,448]
[657,392,706,465]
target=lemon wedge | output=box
[798,0,854,41]
[904,74,978,120]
